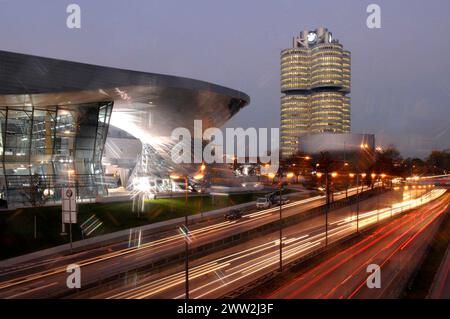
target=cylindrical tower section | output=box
[311,43,344,89]
[281,48,310,92]
[342,50,351,93]
[280,94,310,158]
[310,91,345,133]
[343,95,351,132]
[280,28,351,159]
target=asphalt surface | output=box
[0,186,369,298]
[429,236,450,298]
[0,185,442,299]
[268,192,449,299]
[67,188,444,299]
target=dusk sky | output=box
[1,0,449,157]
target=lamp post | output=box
[380,174,386,189]
[326,172,338,246]
[169,172,204,300]
[67,169,75,253]
[371,173,376,189]
[331,172,338,203]
[315,169,330,247]
[183,175,189,299]
[320,171,336,247]
[371,173,379,223]
[358,142,369,206]
[357,173,366,232]
[348,172,355,197]
[345,165,349,199]
[199,164,206,218]
[324,170,330,247]
[278,172,283,272]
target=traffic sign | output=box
[62,187,77,224]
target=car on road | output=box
[272,195,290,205]
[224,209,243,221]
[256,197,271,209]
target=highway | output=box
[0,186,369,298]
[268,192,449,299]
[429,235,450,298]
[66,188,445,299]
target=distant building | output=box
[281,27,351,158]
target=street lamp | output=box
[361,173,367,191]
[330,172,338,202]
[197,166,206,217]
[277,172,283,272]
[263,164,271,183]
[370,173,381,222]
[355,173,367,233]
[347,173,355,198]
[268,173,276,184]
[412,185,417,200]
[380,173,386,189]
[170,172,203,300]
[316,170,335,247]
[67,169,75,253]
[324,171,332,247]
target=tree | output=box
[426,150,450,174]
[20,173,49,239]
[372,145,403,176]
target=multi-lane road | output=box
[0,186,368,298]
[268,193,449,299]
[0,185,445,299]
[430,249,450,298]
[70,188,444,299]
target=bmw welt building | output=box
[0,50,249,208]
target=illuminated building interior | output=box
[281,27,351,158]
[0,50,249,208]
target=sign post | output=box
[62,186,77,252]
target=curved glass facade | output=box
[280,27,351,158]
[0,50,249,208]
[0,102,112,208]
